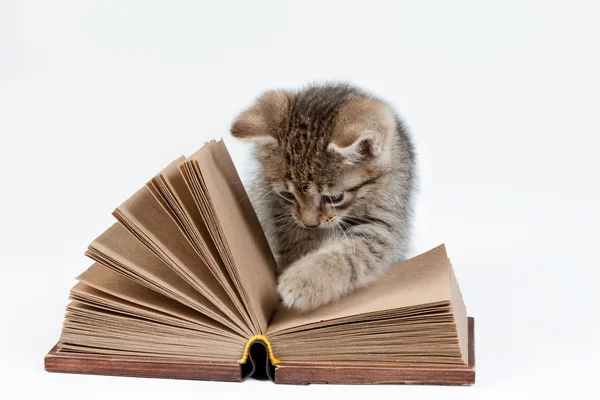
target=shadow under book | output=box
[44,139,476,385]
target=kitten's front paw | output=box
[277,252,352,311]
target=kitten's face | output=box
[231,85,397,229]
[260,147,387,229]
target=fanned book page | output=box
[46,139,475,385]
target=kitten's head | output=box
[231,84,398,229]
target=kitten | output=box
[231,83,416,311]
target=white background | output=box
[1,1,599,398]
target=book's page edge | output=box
[272,317,475,385]
[449,260,469,364]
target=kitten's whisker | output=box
[339,220,380,267]
[337,220,358,265]
[279,218,298,239]
[235,194,250,205]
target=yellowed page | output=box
[76,263,240,338]
[113,184,252,334]
[60,302,245,361]
[267,244,470,366]
[268,244,453,335]
[147,158,248,324]
[182,140,278,334]
[86,222,251,336]
[450,262,469,364]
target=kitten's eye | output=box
[322,192,344,204]
[279,191,296,201]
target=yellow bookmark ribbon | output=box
[238,335,281,365]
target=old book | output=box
[45,139,475,385]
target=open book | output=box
[45,140,475,385]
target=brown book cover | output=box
[45,139,475,385]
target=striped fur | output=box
[232,83,416,310]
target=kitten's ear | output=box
[329,98,396,164]
[328,131,382,162]
[230,90,290,145]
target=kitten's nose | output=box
[302,222,320,229]
[299,211,320,228]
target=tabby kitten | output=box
[231,83,416,310]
